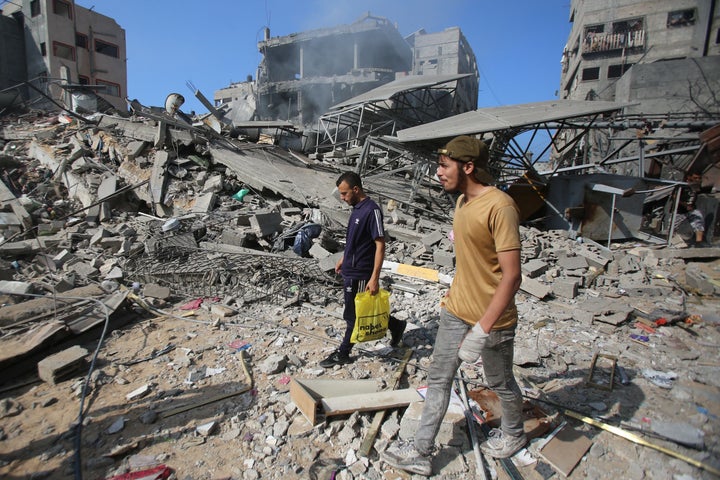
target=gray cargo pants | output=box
[414,308,524,454]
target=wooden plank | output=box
[290,378,379,425]
[321,388,422,416]
[358,348,413,457]
[538,424,592,477]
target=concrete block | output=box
[523,258,548,278]
[421,230,444,249]
[143,283,171,300]
[410,245,427,259]
[308,242,330,259]
[250,212,283,237]
[38,346,89,385]
[53,249,74,268]
[552,279,579,299]
[557,255,588,271]
[520,275,551,299]
[90,227,110,246]
[192,192,216,213]
[319,251,343,273]
[220,229,250,247]
[126,140,148,160]
[202,175,224,193]
[432,250,455,268]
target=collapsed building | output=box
[0,3,720,480]
[213,13,478,148]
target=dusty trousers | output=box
[414,308,524,454]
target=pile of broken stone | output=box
[0,111,719,479]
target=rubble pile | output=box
[0,110,719,479]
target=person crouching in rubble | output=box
[320,171,406,368]
[381,136,526,476]
[678,171,713,248]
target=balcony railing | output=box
[582,30,645,54]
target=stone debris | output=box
[0,109,719,480]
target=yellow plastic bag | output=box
[350,289,390,343]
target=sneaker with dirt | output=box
[480,429,527,458]
[380,440,432,476]
[319,350,353,368]
[390,318,407,347]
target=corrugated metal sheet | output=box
[329,73,472,110]
[395,100,627,142]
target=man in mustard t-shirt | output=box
[381,136,525,475]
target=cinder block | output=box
[319,251,343,273]
[143,283,171,300]
[522,259,548,278]
[433,250,455,268]
[552,279,579,299]
[250,212,283,237]
[421,230,444,249]
[38,346,89,385]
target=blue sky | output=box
[74,0,573,114]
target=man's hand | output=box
[458,324,489,363]
[366,277,380,295]
[335,257,343,275]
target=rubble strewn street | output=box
[0,109,719,480]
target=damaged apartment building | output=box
[0,0,127,113]
[213,13,478,146]
[2,4,720,480]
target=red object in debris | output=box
[278,375,291,385]
[654,318,668,326]
[635,322,656,334]
[180,298,203,310]
[105,465,173,480]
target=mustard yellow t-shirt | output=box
[445,187,521,330]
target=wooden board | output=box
[538,424,593,477]
[290,377,422,425]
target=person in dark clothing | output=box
[320,172,406,368]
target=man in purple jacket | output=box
[320,172,406,368]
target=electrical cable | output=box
[0,290,111,480]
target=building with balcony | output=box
[560,0,720,114]
[1,0,127,111]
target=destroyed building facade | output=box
[1,0,127,111]
[213,14,479,133]
[555,0,720,173]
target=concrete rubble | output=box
[0,109,719,480]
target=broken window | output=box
[30,0,40,17]
[53,0,72,19]
[608,63,633,78]
[667,9,696,27]
[96,79,120,97]
[40,42,46,56]
[717,28,720,44]
[583,24,604,46]
[581,67,599,81]
[612,18,643,34]
[53,41,75,61]
[78,75,89,85]
[76,32,88,49]
[95,39,119,58]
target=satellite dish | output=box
[164,93,185,114]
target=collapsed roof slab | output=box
[329,73,472,111]
[395,100,628,142]
[209,144,338,207]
